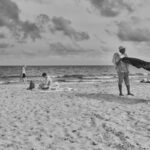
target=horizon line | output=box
[0,64,114,67]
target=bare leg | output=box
[126,85,134,96]
[124,73,134,96]
[118,84,124,96]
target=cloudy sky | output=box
[0,0,150,65]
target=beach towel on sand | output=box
[121,57,150,71]
[39,87,74,93]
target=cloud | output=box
[49,42,100,56]
[100,45,112,53]
[20,21,41,41]
[0,0,41,41]
[0,40,102,57]
[87,0,134,17]
[0,43,14,48]
[35,14,50,32]
[0,33,5,39]
[0,0,20,23]
[35,15,90,42]
[117,19,150,42]
[21,0,51,4]
[50,16,90,41]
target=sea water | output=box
[0,65,149,84]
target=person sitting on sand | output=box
[39,73,52,90]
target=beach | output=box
[0,80,150,150]
[1,0,150,149]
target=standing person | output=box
[112,46,134,96]
[21,65,27,83]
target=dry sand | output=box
[0,81,150,150]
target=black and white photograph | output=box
[0,0,150,149]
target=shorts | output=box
[22,73,26,78]
[117,72,129,85]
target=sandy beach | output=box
[0,80,150,150]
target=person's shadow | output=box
[76,93,149,105]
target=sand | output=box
[0,81,150,150]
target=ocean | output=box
[0,65,149,84]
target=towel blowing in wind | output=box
[121,57,150,71]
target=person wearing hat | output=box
[112,46,134,96]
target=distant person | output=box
[21,65,27,83]
[39,73,52,90]
[112,46,134,96]
[140,72,150,83]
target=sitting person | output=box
[39,73,52,90]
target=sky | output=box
[0,0,150,65]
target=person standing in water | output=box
[21,65,27,83]
[112,46,134,96]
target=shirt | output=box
[22,67,26,74]
[112,53,129,73]
[42,75,52,86]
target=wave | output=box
[0,73,146,84]
[1,73,146,78]
[0,74,116,84]
[53,74,117,83]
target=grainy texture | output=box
[0,81,150,150]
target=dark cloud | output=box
[0,0,41,41]
[35,15,90,42]
[117,21,150,42]
[0,43,13,48]
[0,0,20,23]
[0,0,20,26]
[20,21,41,41]
[0,33,5,39]
[50,16,90,41]
[35,14,50,32]
[88,0,133,17]
[36,14,50,25]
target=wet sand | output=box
[0,81,150,150]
